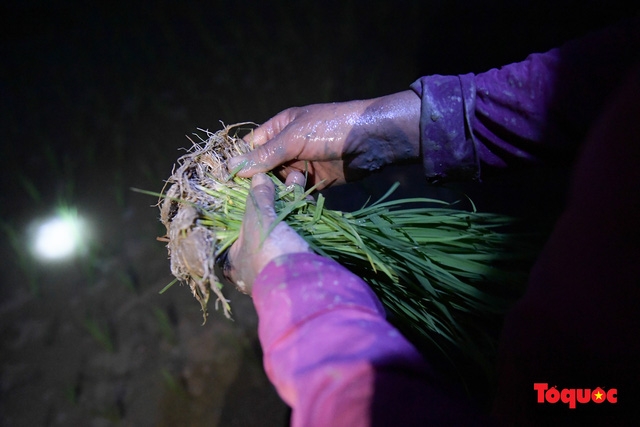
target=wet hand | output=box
[228,90,421,189]
[225,172,311,295]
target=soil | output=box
[0,199,290,427]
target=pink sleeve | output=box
[252,252,488,426]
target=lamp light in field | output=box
[32,208,87,261]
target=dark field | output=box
[1,1,636,425]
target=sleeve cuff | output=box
[410,74,480,182]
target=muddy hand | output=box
[228,90,422,189]
[225,172,311,295]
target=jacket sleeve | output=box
[410,17,640,183]
[252,252,488,427]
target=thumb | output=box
[225,173,276,290]
[246,172,277,228]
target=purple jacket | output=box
[253,18,640,426]
[410,17,640,183]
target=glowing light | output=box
[32,211,86,261]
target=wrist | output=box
[356,90,421,163]
[378,89,422,149]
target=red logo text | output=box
[534,383,617,409]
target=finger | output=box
[242,122,271,147]
[231,109,301,176]
[228,138,291,177]
[225,173,275,288]
[284,170,306,188]
[243,108,296,147]
[247,173,277,223]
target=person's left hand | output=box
[228,90,421,189]
[224,172,312,295]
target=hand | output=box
[225,172,312,295]
[228,90,421,189]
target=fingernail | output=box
[227,156,247,172]
[227,157,249,179]
[285,170,306,188]
[252,173,269,187]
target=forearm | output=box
[411,17,640,182]
[252,252,486,426]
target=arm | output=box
[229,18,639,187]
[225,174,488,426]
[411,17,640,182]
[253,252,488,426]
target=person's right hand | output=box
[224,172,311,295]
[228,90,422,189]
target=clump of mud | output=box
[158,124,253,323]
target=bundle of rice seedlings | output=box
[155,123,534,383]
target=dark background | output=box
[1,1,637,425]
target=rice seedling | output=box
[2,221,40,296]
[160,368,187,399]
[116,269,138,294]
[63,372,83,405]
[151,124,535,380]
[152,306,177,346]
[83,316,115,353]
